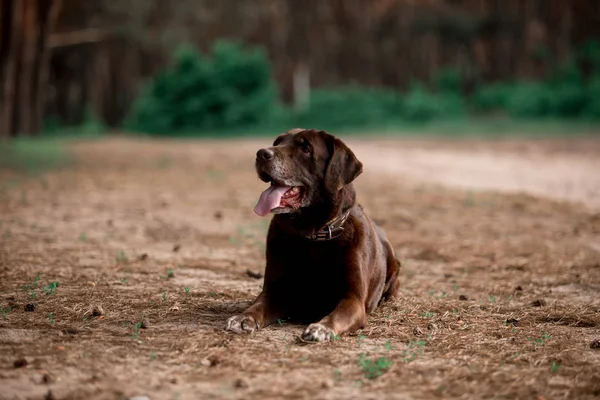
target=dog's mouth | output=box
[254,178,305,217]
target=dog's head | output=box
[253,128,363,216]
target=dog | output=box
[225,128,400,342]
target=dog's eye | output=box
[297,140,311,154]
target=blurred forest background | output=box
[1,0,600,138]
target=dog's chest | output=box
[269,241,347,290]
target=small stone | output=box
[24,303,35,312]
[426,323,438,331]
[13,357,27,368]
[199,359,212,367]
[42,373,56,384]
[531,299,547,307]
[233,378,249,389]
[459,295,469,301]
[200,354,220,367]
[245,269,263,279]
[590,339,600,349]
[321,379,334,389]
[61,327,78,335]
[413,327,424,336]
[170,304,180,312]
[140,317,150,329]
[91,304,104,316]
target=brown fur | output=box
[225,128,401,342]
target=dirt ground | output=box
[1,133,600,400]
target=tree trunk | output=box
[18,0,38,135]
[33,0,62,134]
[2,0,23,138]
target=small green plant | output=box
[79,232,88,242]
[1,307,11,320]
[276,318,285,326]
[333,369,342,384]
[551,361,561,373]
[23,272,41,292]
[48,313,55,325]
[420,311,435,319]
[464,194,475,207]
[384,340,393,351]
[528,332,551,348]
[120,278,127,285]
[43,281,60,296]
[166,268,175,279]
[357,353,393,380]
[356,334,367,347]
[208,291,216,298]
[149,351,157,361]
[184,286,190,300]
[488,295,497,303]
[131,321,143,339]
[115,250,128,264]
[161,292,167,302]
[403,339,427,363]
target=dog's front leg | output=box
[301,295,366,342]
[225,291,280,334]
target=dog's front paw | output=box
[225,315,258,334]
[301,323,335,342]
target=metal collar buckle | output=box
[305,209,350,242]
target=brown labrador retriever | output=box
[225,128,400,342]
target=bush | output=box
[127,41,277,134]
[402,83,465,122]
[290,83,465,128]
[434,67,463,94]
[126,39,600,135]
[472,83,513,113]
[290,87,403,129]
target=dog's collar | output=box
[305,209,351,241]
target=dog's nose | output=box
[257,148,274,161]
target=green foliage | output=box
[402,82,465,122]
[292,80,466,128]
[472,39,600,120]
[128,41,277,134]
[126,39,600,136]
[0,138,69,174]
[357,353,392,380]
[290,86,404,129]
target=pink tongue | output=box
[254,185,290,216]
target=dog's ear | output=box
[324,133,363,192]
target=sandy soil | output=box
[1,134,599,400]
